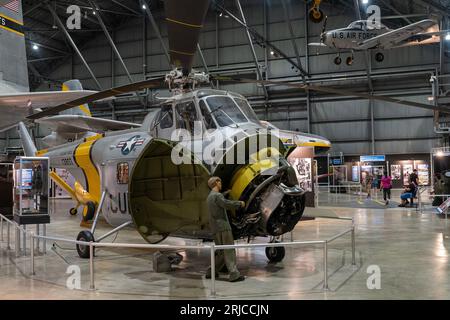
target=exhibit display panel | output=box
[13,157,50,225]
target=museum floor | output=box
[1,191,449,300]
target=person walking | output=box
[205,176,246,282]
[364,172,373,198]
[380,172,392,205]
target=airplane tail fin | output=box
[0,0,29,92]
[18,122,37,157]
[61,80,92,117]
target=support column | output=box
[142,0,171,66]
[47,4,102,90]
[235,0,269,100]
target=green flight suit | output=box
[206,190,242,281]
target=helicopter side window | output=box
[199,100,217,129]
[159,105,174,129]
[175,101,198,135]
[234,98,260,124]
[117,162,129,184]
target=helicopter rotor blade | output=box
[213,75,450,112]
[165,0,210,74]
[27,77,166,120]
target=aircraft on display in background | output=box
[309,18,449,65]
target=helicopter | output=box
[17,0,445,261]
[16,0,328,263]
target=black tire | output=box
[346,56,353,66]
[76,230,95,259]
[375,52,384,62]
[309,8,324,23]
[334,57,342,65]
[69,207,78,216]
[265,245,285,263]
[83,201,96,222]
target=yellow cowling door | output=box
[129,139,211,243]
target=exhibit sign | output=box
[352,166,360,182]
[417,164,429,185]
[287,147,314,192]
[391,165,401,180]
[360,155,386,162]
[403,164,414,185]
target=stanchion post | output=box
[30,233,35,276]
[1,216,3,242]
[15,224,19,257]
[7,222,10,250]
[323,240,329,291]
[89,242,95,290]
[210,243,216,297]
[351,222,356,266]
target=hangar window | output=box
[159,104,174,129]
[206,96,247,127]
[175,101,198,135]
[199,99,217,129]
[117,162,129,184]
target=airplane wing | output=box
[357,19,437,50]
[0,90,97,108]
[0,90,97,132]
[35,115,141,134]
[308,42,327,47]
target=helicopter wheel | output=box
[309,8,324,23]
[346,56,354,66]
[334,56,342,65]
[76,230,95,259]
[69,207,78,216]
[82,201,96,222]
[375,52,384,62]
[265,242,286,263]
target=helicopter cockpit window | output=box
[159,104,173,129]
[205,96,247,127]
[199,99,217,129]
[234,98,260,124]
[175,101,198,135]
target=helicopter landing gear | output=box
[334,56,342,65]
[375,52,384,62]
[76,230,95,259]
[73,191,133,258]
[346,55,354,66]
[69,207,78,216]
[265,237,286,263]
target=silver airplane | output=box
[309,18,447,65]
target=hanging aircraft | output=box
[309,18,448,65]
[0,2,98,133]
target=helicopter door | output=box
[155,104,174,140]
[175,101,199,136]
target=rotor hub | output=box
[165,68,210,94]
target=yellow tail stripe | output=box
[74,138,101,204]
